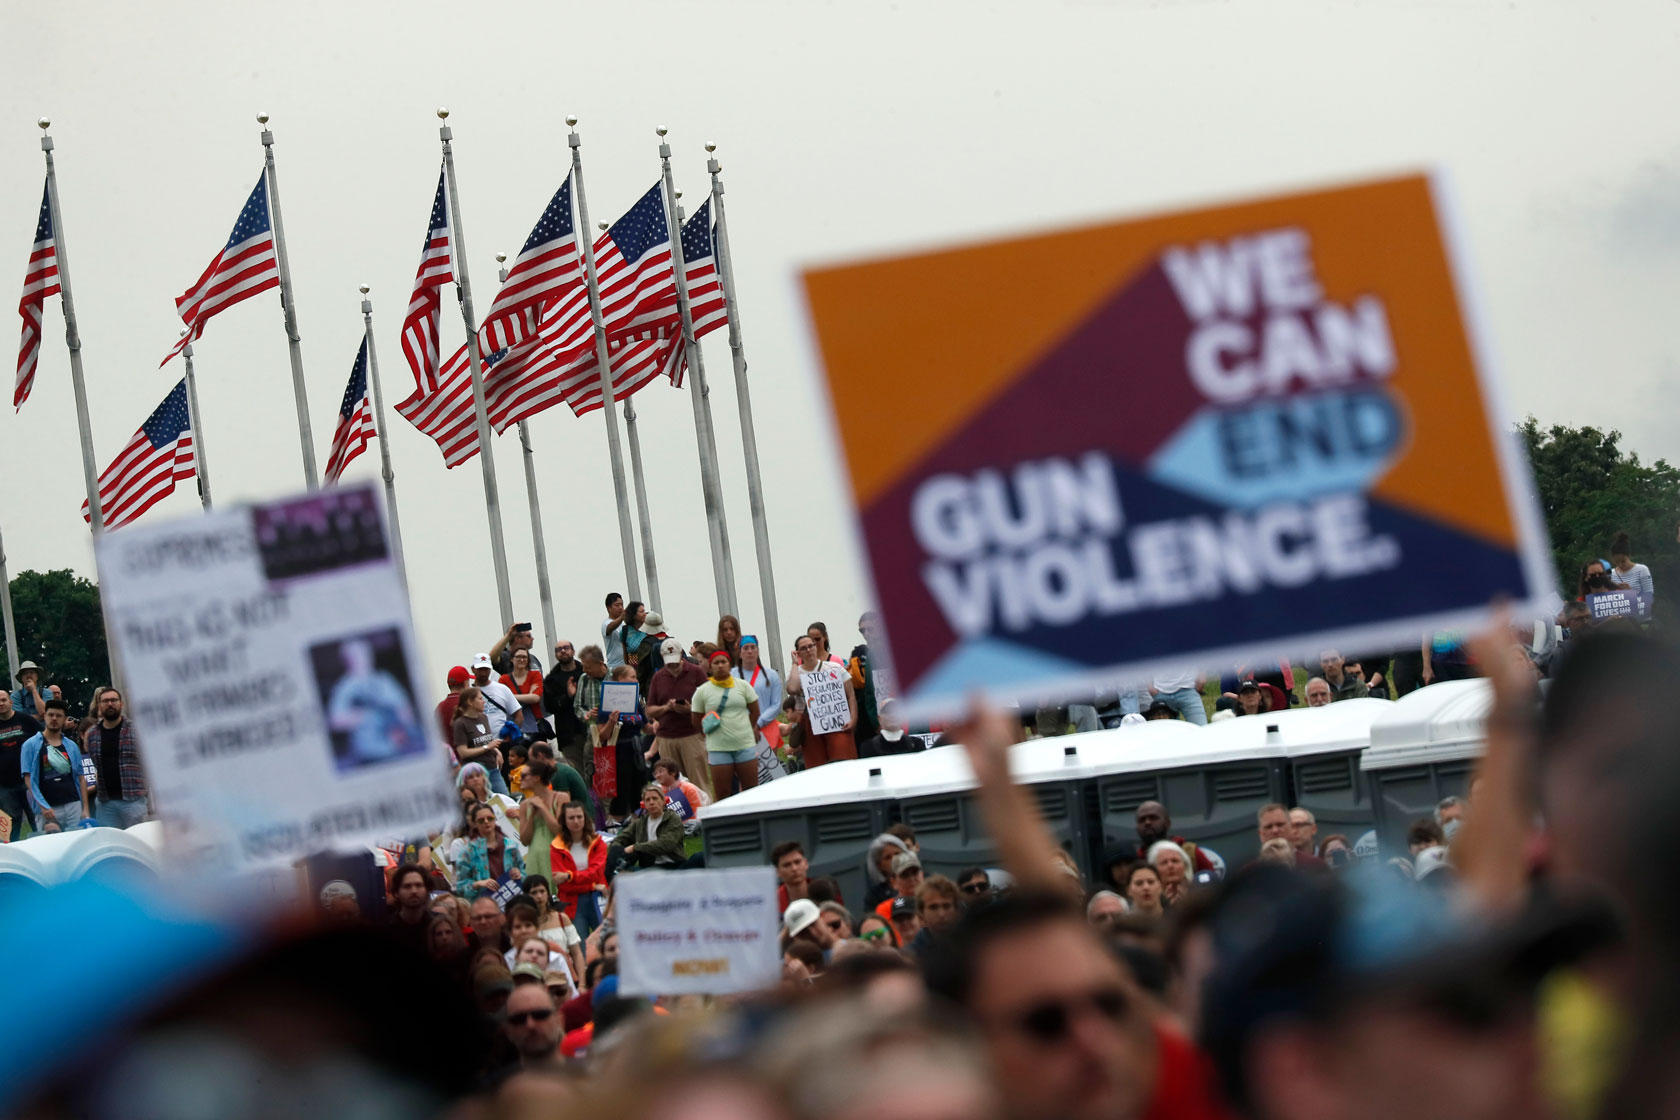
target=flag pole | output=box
[39,119,121,690]
[437,108,515,631]
[658,132,738,618]
[256,114,320,491]
[592,219,663,609]
[179,332,213,510]
[497,255,558,657]
[705,144,784,670]
[568,117,643,603]
[0,524,18,684]
[359,285,408,591]
[37,120,104,534]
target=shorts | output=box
[707,746,756,766]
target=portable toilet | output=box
[1200,700,1393,844]
[1084,719,1287,874]
[700,752,927,905]
[1363,680,1490,854]
[0,842,50,908]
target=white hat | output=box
[1414,845,1451,879]
[470,653,493,670]
[640,611,664,636]
[782,898,820,937]
[660,638,684,665]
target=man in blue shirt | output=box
[21,698,91,830]
[10,661,55,720]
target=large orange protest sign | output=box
[802,174,1552,717]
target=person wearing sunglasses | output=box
[957,867,993,907]
[501,983,563,1068]
[856,912,897,947]
[925,890,1223,1120]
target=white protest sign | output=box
[755,735,788,785]
[801,663,851,735]
[615,866,780,996]
[96,484,454,875]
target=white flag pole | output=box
[568,117,644,604]
[37,120,104,534]
[256,114,320,491]
[497,254,559,658]
[437,108,515,631]
[705,144,784,670]
[598,222,664,611]
[179,332,212,510]
[658,130,738,618]
[358,286,408,592]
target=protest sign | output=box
[96,484,454,874]
[802,174,1554,718]
[755,735,788,785]
[801,663,852,734]
[600,680,640,716]
[1587,589,1649,622]
[615,866,780,996]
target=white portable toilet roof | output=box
[1363,679,1491,770]
[13,825,164,885]
[0,841,50,885]
[1200,698,1393,759]
[699,750,938,821]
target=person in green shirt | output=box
[693,648,760,803]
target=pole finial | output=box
[256,112,269,125]
[704,141,716,153]
[566,114,578,127]
[359,283,370,295]
[495,252,507,264]
[656,126,668,137]
[437,106,450,120]
[37,117,49,131]
[674,190,682,200]
[179,327,190,338]
[598,222,608,231]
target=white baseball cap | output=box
[782,898,820,937]
[660,638,684,665]
[470,653,493,670]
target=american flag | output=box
[14,180,59,410]
[161,175,278,366]
[400,167,452,394]
[557,199,730,416]
[397,175,577,467]
[482,183,677,426]
[82,379,195,527]
[325,338,377,483]
[476,177,579,354]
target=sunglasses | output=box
[1008,987,1129,1044]
[506,1008,554,1026]
[960,881,989,895]
[860,927,889,942]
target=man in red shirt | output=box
[435,666,470,746]
[924,891,1234,1120]
[646,638,711,801]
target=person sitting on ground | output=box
[651,758,707,827]
[1235,680,1270,717]
[1124,863,1165,918]
[1319,650,1370,702]
[549,800,608,939]
[773,840,811,912]
[607,784,687,875]
[693,647,760,802]
[1304,676,1333,707]
[858,698,922,758]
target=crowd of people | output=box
[5,528,1674,1119]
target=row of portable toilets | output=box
[700,679,1493,904]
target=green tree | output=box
[1516,418,1680,618]
[4,569,110,715]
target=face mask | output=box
[880,727,905,742]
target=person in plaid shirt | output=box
[90,687,149,829]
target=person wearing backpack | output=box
[693,648,760,803]
[20,698,91,829]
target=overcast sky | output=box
[4,0,1677,687]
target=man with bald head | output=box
[502,983,563,1068]
[1133,800,1215,874]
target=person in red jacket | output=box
[549,800,609,939]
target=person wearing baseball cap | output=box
[783,898,838,957]
[434,666,472,747]
[471,654,523,737]
[875,852,925,922]
[646,637,712,801]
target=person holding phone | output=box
[646,638,712,801]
